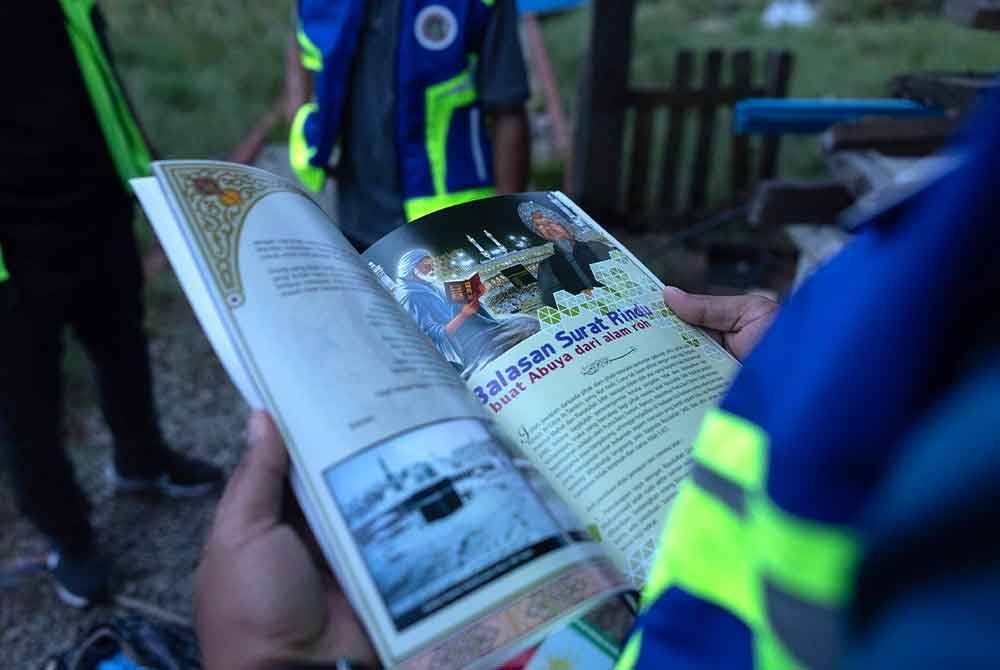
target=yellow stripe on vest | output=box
[693,408,767,492]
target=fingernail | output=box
[247,411,270,446]
[665,286,687,296]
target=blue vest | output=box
[291,0,497,221]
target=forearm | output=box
[491,108,530,194]
[444,309,471,336]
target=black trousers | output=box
[0,198,168,553]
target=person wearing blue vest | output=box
[0,2,222,609]
[286,0,531,251]
[190,90,1000,668]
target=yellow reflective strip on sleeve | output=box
[641,482,763,628]
[289,102,325,192]
[296,24,323,71]
[752,497,860,605]
[693,408,767,492]
[403,186,496,222]
[614,631,642,670]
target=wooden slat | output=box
[758,50,794,180]
[730,50,754,194]
[656,50,694,215]
[688,50,724,212]
[626,105,655,217]
[571,0,637,219]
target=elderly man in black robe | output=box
[396,248,538,379]
[519,202,613,309]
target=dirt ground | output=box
[0,286,246,668]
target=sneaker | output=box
[47,548,111,608]
[109,450,223,498]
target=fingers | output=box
[663,286,758,333]
[215,411,290,538]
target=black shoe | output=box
[47,548,111,608]
[109,450,223,498]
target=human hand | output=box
[462,298,482,316]
[663,287,778,362]
[195,411,377,669]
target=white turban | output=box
[396,248,433,280]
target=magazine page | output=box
[135,163,628,669]
[363,193,740,588]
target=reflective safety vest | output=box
[58,0,152,185]
[618,409,859,670]
[618,92,1000,669]
[291,0,497,221]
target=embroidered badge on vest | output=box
[414,5,459,51]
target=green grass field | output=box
[104,1,999,202]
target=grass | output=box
[539,4,1000,199]
[101,2,1000,209]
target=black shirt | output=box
[0,2,126,212]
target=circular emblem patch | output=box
[414,5,458,51]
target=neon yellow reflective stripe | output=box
[424,67,478,198]
[0,245,9,284]
[753,497,860,605]
[404,187,496,222]
[754,628,802,670]
[296,24,323,71]
[289,103,325,192]
[614,631,642,670]
[642,482,763,627]
[59,0,152,185]
[693,408,767,492]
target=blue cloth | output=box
[632,89,1000,668]
[297,0,495,206]
[398,277,539,377]
[733,98,943,135]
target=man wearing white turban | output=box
[396,248,538,378]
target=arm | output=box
[492,108,530,194]
[445,284,486,335]
[477,0,531,193]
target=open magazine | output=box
[132,161,738,669]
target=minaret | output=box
[467,234,491,260]
[484,230,508,254]
[367,261,396,291]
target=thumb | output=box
[216,411,290,536]
[663,287,747,333]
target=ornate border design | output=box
[399,558,625,670]
[161,163,288,308]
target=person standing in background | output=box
[0,1,222,608]
[286,0,532,250]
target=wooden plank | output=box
[688,49,724,212]
[758,50,794,179]
[822,116,960,156]
[656,50,694,216]
[571,0,637,220]
[748,179,855,228]
[730,50,754,195]
[626,105,655,217]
